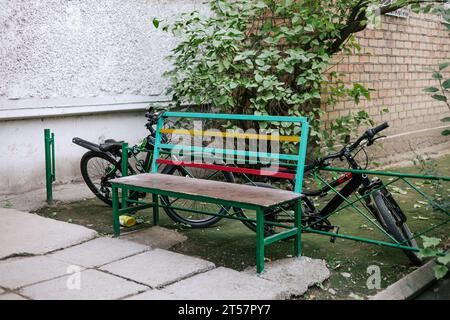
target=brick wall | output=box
[326,12,450,137]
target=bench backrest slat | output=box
[151,112,309,194]
[163,112,308,123]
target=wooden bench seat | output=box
[110,173,301,209]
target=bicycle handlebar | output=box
[369,121,389,136]
[305,122,389,171]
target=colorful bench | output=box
[110,112,309,273]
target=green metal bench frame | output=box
[110,112,310,273]
[304,167,450,253]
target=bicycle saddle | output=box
[99,139,124,153]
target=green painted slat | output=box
[118,203,153,214]
[163,112,308,123]
[158,143,299,161]
[264,228,298,246]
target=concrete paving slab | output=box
[50,237,149,268]
[0,182,94,212]
[0,293,28,300]
[126,289,178,300]
[121,226,187,250]
[0,256,81,290]
[162,267,293,300]
[0,208,97,259]
[244,257,330,296]
[20,269,147,300]
[100,249,215,288]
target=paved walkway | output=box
[0,207,330,300]
[0,184,330,300]
[0,182,93,212]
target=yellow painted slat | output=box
[159,128,300,142]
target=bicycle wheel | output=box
[80,151,122,206]
[81,151,142,207]
[234,182,294,236]
[372,189,422,265]
[160,164,235,228]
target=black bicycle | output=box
[73,110,236,228]
[234,122,422,265]
[73,111,420,265]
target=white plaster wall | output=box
[0,0,208,195]
[0,0,206,99]
[0,111,148,194]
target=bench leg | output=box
[112,185,121,236]
[294,198,302,257]
[256,207,265,274]
[152,194,160,226]
[121,186,128,209]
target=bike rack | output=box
[44,129,56,203]
[114,134,449,259]
[301,167,450,254]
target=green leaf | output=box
[421,236,441,248]
[304,25,314,33]
[152,18,160,29]
[437,253,450,266]
[432,94,448,102]
[442,129,450,136]
[439,62,450,71]
[432,72,443,80]
[433,265,448,280]
[441,117,450,122]
[419,248,436,259]
[254,1,267,9]
[442,79,450,90]
[423,86,439,93]
[418,247,436,258]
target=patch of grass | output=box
[34,155,450,299]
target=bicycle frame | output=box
[302,167,450,253]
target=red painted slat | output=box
[156,159,296,180]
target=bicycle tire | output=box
[373,190,422,265]
[80,151,122,206]
[234,182,289,236]
[159,164,235,228]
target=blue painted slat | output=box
[163,112,308,123]
[158,144,299,162]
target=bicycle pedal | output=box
[330,226,340,243]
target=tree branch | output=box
[327,0,445,55]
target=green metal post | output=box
[294,121,309,193]
[112,185,120,236]
[44,129,55,204]
[294,198,302,257]
[121,143,128,208]
[151,116,164,173]
[256,207,265,274]
[152,194,160,226]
